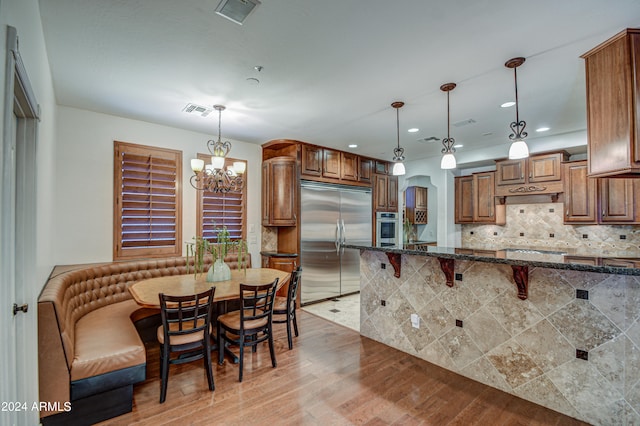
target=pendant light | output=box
[190,105,245,193]
[440,83,457,169]
[391,101,406,176]
[505,57,529,159]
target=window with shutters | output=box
[196,153,247,244]
[113,141,182,260]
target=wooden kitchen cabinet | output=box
[563,161,597,223]
[599,178,636,223]
[455,176,474,224]
[261,253,298,299]
[300,144,341,179]
[322,148,341,179]
[340,152,358,181]
[582,28,640,177]
[262,157,297,226]
[405,186,427,224]
[358,157,373,183]
[455,172,505,224]
[373,173,398,212]
[562,160,640,224]
[473,172,500,223]
[495,151,567,196]
[300,144,322,176]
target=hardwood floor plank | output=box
[96,311,588,426]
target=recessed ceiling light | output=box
[348,144,358,148]
[536,127,550,132]
[408,128,419,133]
[453,144,463,148]
[501,101,515,108]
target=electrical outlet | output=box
[411,313,420,328]
[381,263,386,269]
[381,300,386,306]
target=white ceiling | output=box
[38,0,640,167]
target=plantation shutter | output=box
[114,141,182,260]
[197,154,247,243]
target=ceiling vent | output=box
[452,118,476,127]
[215,0,261,25]
[182,103,213,117]
[417,136,440,143]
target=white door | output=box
[1,26,40,426]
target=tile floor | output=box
[301,293,360,332]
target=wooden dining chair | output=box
[216,278,278,382]
[272,266,302,350]
[157,287,216,403]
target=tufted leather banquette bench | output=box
[38,254,249,426]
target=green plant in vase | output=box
[185,236,210,279]
[208,224,248,281]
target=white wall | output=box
[55,106,263,265]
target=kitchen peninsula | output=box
[345,243,640,425]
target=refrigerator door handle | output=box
[341,219,346,254]
[335,219,340,254]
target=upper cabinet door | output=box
[600,178,635,223]
[496,159,526,186]
[455,176,474,224]
[529,153,563,182]
[373,174,388,211]
[473,172,496,222]
[563,161,597,223]
[301,145,322,177]
[358,158,373,183]
[340,152,358,181]
[322,148,341,179]
[582,29,640,177]
[387,175,398,210]
[262,157,297,226]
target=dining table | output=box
[128,267,290,308]
[128,267,290,363]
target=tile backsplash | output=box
[462,203,640,256]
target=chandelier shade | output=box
[391,101,406,176]
[505,57,530,160]
[190,105,245,193]
[440,83,457,170]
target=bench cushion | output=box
[72,299,146,381]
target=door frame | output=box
[1,25,40,425]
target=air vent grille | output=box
[215,0,261,25]
[182,103,213,117]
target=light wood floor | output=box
[99,311,588,426]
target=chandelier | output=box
[505,57,529,160]
[440,82,457,170]
[391,101,406,176]
[189,105,245,193]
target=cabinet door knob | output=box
[602,209,606,217]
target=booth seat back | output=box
[38,254,250,370]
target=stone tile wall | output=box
[360,250,640,425]
[462,203,640,256]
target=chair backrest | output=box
[159,287,216,340]
[286,266,303,311]
[239,278,278,327]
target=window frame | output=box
[195,154,247,245]
[113,141,183,260]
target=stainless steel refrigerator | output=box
[300,182,372,305]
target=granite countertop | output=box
[343,243,640,276]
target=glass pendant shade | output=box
[191,158,205,172]
[233,161,246,175]
[392,161,406,176]
[211,155,225,169]
[508,139,529,159]
[440,153,457,169]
